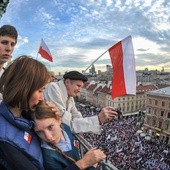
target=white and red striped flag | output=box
[38,39,53,62]
[108,35,136,98]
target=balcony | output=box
[74,133,119,170]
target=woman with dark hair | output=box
[0,56,50,170]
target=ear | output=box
[65,79,71,86]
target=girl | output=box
[32,101,106,170]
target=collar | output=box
[58,80,69,102]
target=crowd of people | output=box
[76,103,170,170]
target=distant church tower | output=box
[89,64,96,75]
[161,67,164,73]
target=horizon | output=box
[1,0,169,74]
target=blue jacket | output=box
[42,123,96,170]
[0,102,44,170]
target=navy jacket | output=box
[42,123,96,170]
[0,102,44,170]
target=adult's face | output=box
[34,118,62,144]
[29,86,45,111]
[65,79,84,97]
[0,36,16,65]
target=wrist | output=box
[75,159,86,170]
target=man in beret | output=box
[44,70,117,134]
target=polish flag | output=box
[38,39,53,62]
[24,131,32,144]
[108,35,136,98]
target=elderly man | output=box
[44,71,117,134]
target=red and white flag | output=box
[108,35,136,98]
[24,131,32,144]
[38,39,53,62]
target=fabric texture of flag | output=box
[38,39,53,62]
[108,35,136,98]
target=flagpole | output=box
[83,49,108,73]
[36,52,39,60]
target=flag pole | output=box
[83,49,108,73]
[36,52,39,60]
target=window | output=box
[168,112,170,119]
[154,109,157,116]
[162,101,165,107]
[165,123,169,131]
[160,111,164,117]
[158,121,162,129]
[155,100,158,105]
[148,108,151,114]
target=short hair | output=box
[0,25,18,42]
[31,101,61,121]
[0,55,50,109]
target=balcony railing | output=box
[74,133,119,170]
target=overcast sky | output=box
[1,0,170,74]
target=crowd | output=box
[76,102,170,170]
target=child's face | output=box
[34,118,62,144]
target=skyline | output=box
[1,0,170,74]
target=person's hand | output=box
[98,106,118,124]
[75,147,106,169]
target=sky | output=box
[1,0,170,74]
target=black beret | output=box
[63,71,88,82]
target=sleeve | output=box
[0,141,40,170]
[66,99,101,134]
[42,148,80,170]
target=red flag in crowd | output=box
[109,35,136,98]
[38,39,53,62]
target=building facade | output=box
[144,87,170,144]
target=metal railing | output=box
[74,134,119,170]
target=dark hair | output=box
[31,101,61,121]
[63,71,88,82]
[0,25,18,42]
[0,55,50,109]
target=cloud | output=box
[1,0,169,73]
[15,35,29,49]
